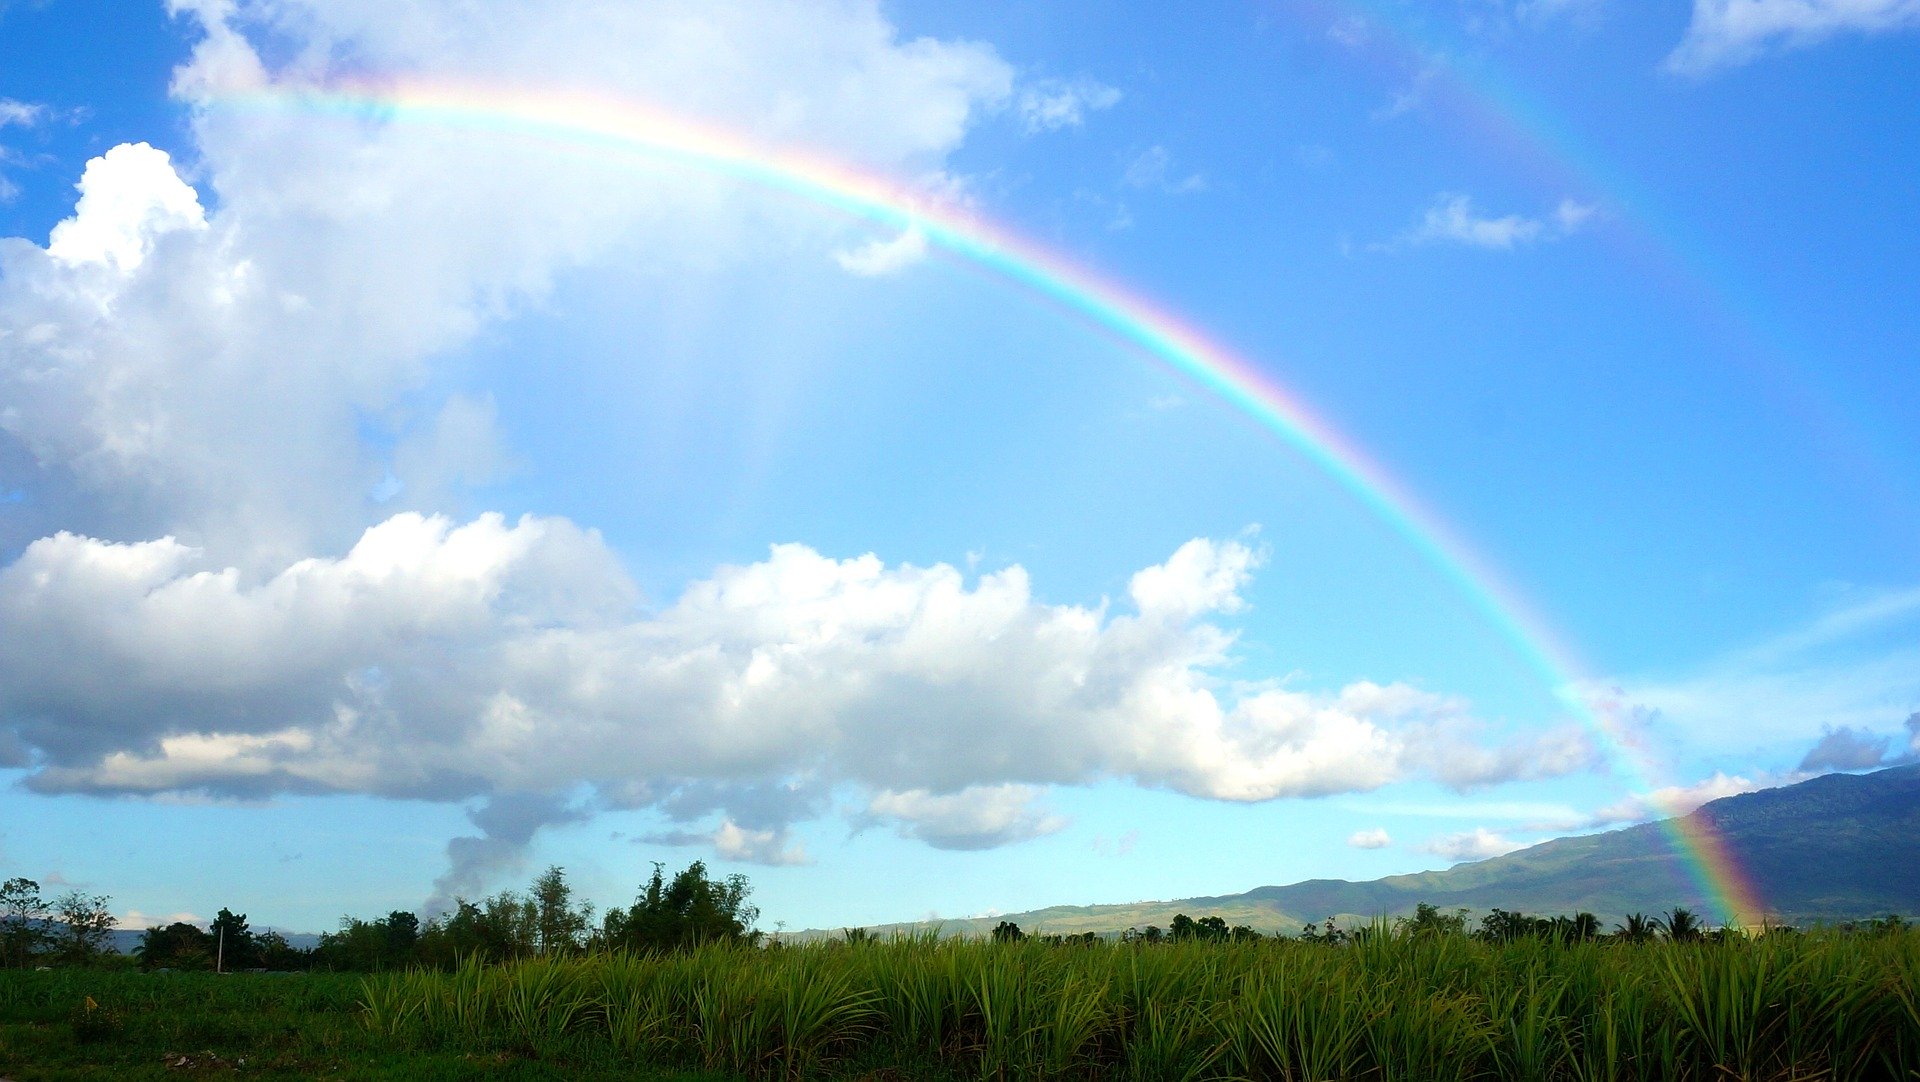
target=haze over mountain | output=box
[815,765,1920,938]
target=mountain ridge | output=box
[798,764,1920,939]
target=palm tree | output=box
[1614,912,1655,943]
[1655,907,1702,942]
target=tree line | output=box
[0,861,758,972]
[6,863,1912,971]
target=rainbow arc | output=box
[210,78,1768,925]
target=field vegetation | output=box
[4,864,1919,1078]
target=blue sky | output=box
[0,0,1915,933]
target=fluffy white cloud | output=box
[1425,828,1525,862]
[1668,0,1920,73]
[1390,193,1593,251]
[1,0,1013,565]
[0,521,1587,849]
[868,784,1068,850]
[1014,77,1120,134]
[1584,771,1771,827]
[1347,827,1392,849]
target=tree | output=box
[1400,903,1468,939]
[0,878,49,968]
[1557,912,1601,942]
[48,891,116,966]
[138,922,215,970]
[1614,913,1656,943]
[254,929,312,970]
[384,910,420,956]
[210,908,258,970]
[598,861,759,952]
[1656,907,1702,942]
[530,866,591,955]
[991,920,1025,943]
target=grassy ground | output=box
[0,969,749,1080]
[5,930,1919,1079]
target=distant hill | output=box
[806,764,1920,939]
[102,928,323,956]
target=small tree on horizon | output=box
[48,890,116,966]
[0,878,49,968]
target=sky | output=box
[0,0,1916,935]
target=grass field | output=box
[4,929,1918,1079]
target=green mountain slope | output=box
[816,764,1920,938]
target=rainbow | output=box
[208,78,1767,925]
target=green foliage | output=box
[328,925,1920,1080]
[46,890,117,967]
[137,921,215,970]
[0,877,49,968]
[597,861,761,954]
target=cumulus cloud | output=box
[1014,77,1120,133]
[0,522,1588,865]
[1425,828,1525,862]
[0,0,1013,566]
[1584,771,1772,828]
[45,143,208,273]
[1387,193,1594,251]
[1668,0,1920,74]
[1347,827,1392,849]
[867,784,1068,850]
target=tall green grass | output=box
[347,928,1920,1079]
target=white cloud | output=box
[1389,193,1593,251]
[712,820,810,866]
[833,224,928,276]
[0,99,47,128]
[1425,828,1525,862]
[1122,146,1206,194]
[1584,771,1774,827]
[119,909,206,931]
[1668,0,1920,73]
[1014,77,1120,134]
[1347,827,1392,849]
[45,143,208,273]
[867,784,1068,850]
[0,521,1587,852]
[1,0,1013,567]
